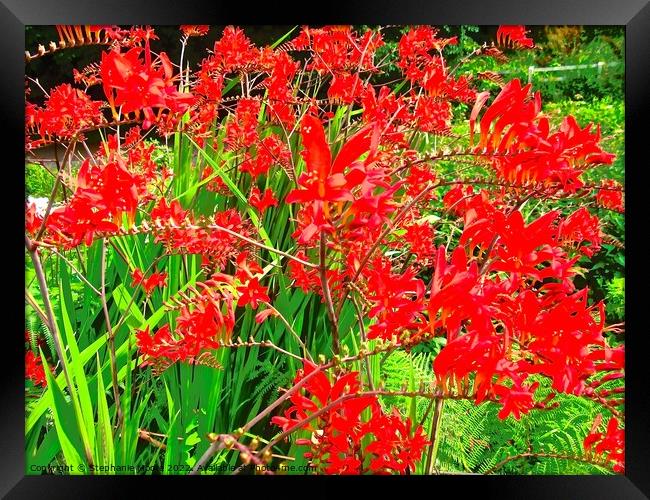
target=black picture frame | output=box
[5,1,648,497]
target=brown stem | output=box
[34,139,77,241]
[25,288,50,331]
[319,231,340,355]
[138,429,167,450]
[424,398,444,474]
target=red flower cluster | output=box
[429,215,622,419]
[225,98,261,150]
[34,156,143,248]
[150,199,252,271]
[471,80,615,191]
[210,26,261,74]
[136,274,235,366]
[398,26,476,110]
[291,26,383,106]
[131,268,168,295]
[234,252,270,309]
[364,257,426,341]
[596,180,625,212]
[272,361,428,474]
[180,25,210,37]
[240,134,292,178]
[286,114,380,243]
[496,25,535,49]
[101,39,194,128]
[25,25,624,475]
[25,351,48,387]
[249,186,278,215]
[584,415,624,472]
[136,250,271,367]
[26,84,104,149]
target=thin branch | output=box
[25,288,50,330]
[48,248,101,296]
[319,231,340,355]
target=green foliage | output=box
[437,380,617,475]
[605,277,625,324]
[25,162,56,199]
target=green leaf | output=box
[41,349,86,473]
[95,354,115,470]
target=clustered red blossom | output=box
[136,282,232,366]
[596,180,625,212]
[26,83,104,149]
[25,351,48,387]
[131,268,168,295]
[271,361,429,474]
[25,24,625,475]
[149,198,254,271]
[136,252,270,366]
[583,414,625,473]
[496,25,535,49]
[26,155,144,248]
[180,25,210,38]
[100,38,195,129]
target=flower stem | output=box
[424,398,444,474]
[319,231,339,355]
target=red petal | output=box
[331,125,372,174]
[301,115,332,180]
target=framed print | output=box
[3,0,648,497]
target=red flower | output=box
[328,72,365,104]
[240,134,291,178]
[136,280,235,366]
[131,268,168,295]
[596,180,624,212]
[272,361,429,474]
[413,96,452,133]
[584,415,624,473]
[471,80,613,190]
[557,207,602,257]
[364,258,426,341]
[237,277,270,309]
[25,351,48,387]
[26,84,103,140]
[492,380,539,420]
[180,25,209,37]
[100,42,194,128]
[496,25,535,49]
[295,26,383,75]
[364,409,429,474]
[249,186,278,214]
[225,98,260,150]
[286,114,374,205]
[234,252,269,309]
[211,26,260,73]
